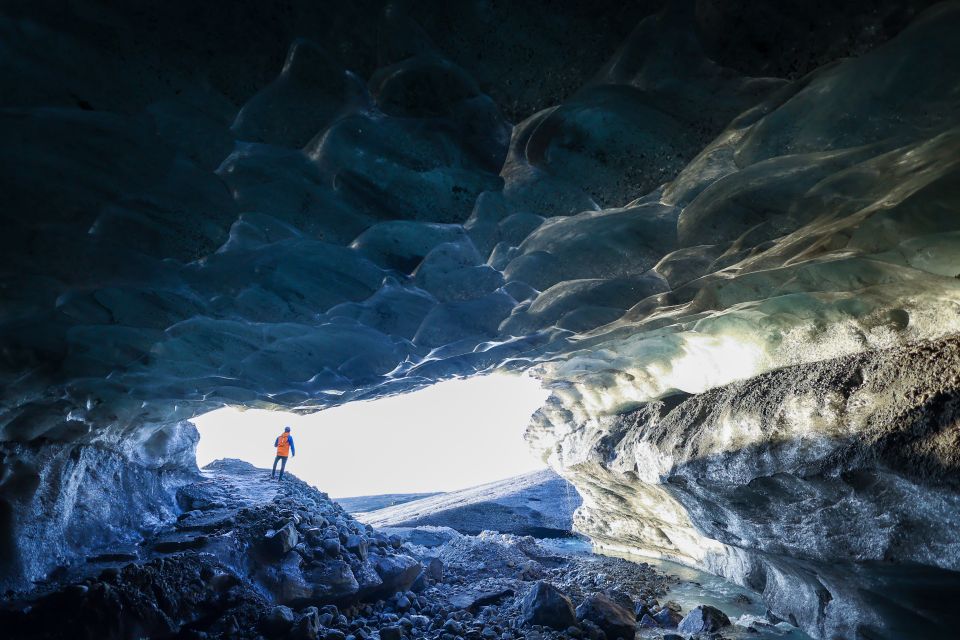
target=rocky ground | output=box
[0,459,776,640]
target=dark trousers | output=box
[272,455,288,479]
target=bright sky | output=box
[193,373,551,497]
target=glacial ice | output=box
[1,1,959,638]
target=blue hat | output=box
[284,426,291,432]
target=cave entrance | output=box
[193,373,550,499]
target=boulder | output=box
[278,553,313,603]
[352,561,385,595]
[579,619,606,640]
[634,602,651,619]
[410,570,428,593]
[576,593,637,640]
[379,625,402,640]
[373,554,422,595]
[521,581,576,630]
[443,619,464,635]
[322,538,342,556]
[290,607,320,640]
[294,542,315,562]
[304,560,360,602]
[450,587,514,613]
[409,614,430,628]
[602,589,636,614]
[265,521,299,556]
[426,557,443,581]
[259,605,295,637]
[639,613,658,628]
[344,533,368,560]
[677,605,731,634]
[652,606,682,628]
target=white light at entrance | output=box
[193,373,550,498]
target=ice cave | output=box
[1,0,959,639]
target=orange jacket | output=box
[275,433,294,457]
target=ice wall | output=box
[529,336,960,638]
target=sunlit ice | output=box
[193,372,551,498]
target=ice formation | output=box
[1,1,958,638]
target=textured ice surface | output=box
[1,1,959,637]
[529,336,960,638]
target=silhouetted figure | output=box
[272,426,295,480]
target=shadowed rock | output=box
[575,593,637,639]
[677,605,731,634]
[521,581,577,630]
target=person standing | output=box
[271,426,295,480]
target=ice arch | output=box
[1,1,959,637]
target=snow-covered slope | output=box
[355,469,581,538]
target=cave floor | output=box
[2,461,809,639]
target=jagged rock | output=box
[578,619,606,640]
[575,593,637,640]
[409,572,427,593]
[305,560,360,602]
[277,553,313,603]
[521,581,576,630]
[294,542,314,562]
[270,522,299,555]
[449,587,514,612]
[442,619,464,634]
[601,589,635,615]
[379,625,402,640]
[677,605,731,634]
[344,533,368,560]
[352,561,385,595]
[290,607,321,640]
[151,532,209,553]
[652,607,682,628]
[372,554,422,595]
[409,614,430,628]
[260,605,296,637]
[322,538,342,556]
[426,557,443,581]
